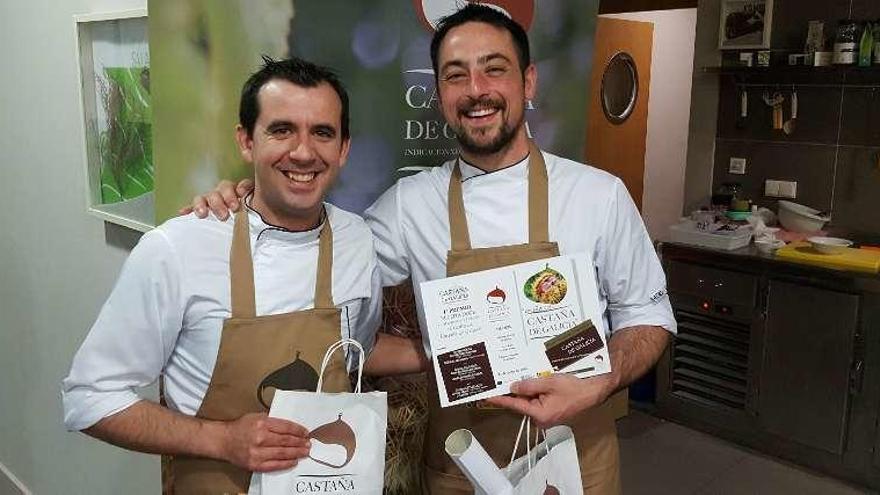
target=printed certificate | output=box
[420,254,611,407]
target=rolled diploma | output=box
[445,429,514,495]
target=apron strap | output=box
[229,207,335,318]
[230,207,257,318]
[448,164,471,251]
[448,142,550,250]
[314,218,334,309]
[527,141,550,244]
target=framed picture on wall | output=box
[74,8,154,232]
[718,0,773,49]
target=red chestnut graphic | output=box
[487,286,507,304]
[308,413,357,468]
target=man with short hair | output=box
[63,56,423,494]
[194,5,676,493]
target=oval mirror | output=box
[601,52,638,125]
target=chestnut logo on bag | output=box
[544,480,560,495]
[257,350,319,409]
[412,0,535,32]
[308,412,358,468]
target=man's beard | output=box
[451,97,523,156]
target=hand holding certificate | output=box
[420,254,611,407]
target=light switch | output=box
[729,157,747,175]
[764,179,780,197]
[778,180,797,199]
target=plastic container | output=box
[669,223,753,250]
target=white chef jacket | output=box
[364,150,676,355]
[62,203,381,431]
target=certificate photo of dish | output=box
[420,254,611,407]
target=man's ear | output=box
[235,124,254,163]
[338,137,352,168]
[523,63,537,102]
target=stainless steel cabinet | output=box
[758,280,859,456]
[655,244,879,489]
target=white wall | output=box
[0,0,158,493]
[600,9,698,240]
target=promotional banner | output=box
[150,0,598,221]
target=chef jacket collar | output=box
[457,152,530,182]
[242,192,326,242]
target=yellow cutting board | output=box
[776,242,880,274]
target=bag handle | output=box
[508,416,553,473]
[316,338,365,393]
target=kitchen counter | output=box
[659,241,880,293]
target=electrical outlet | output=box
[778,180,797,199]
[729,157,747,175]
[764,179,797,198]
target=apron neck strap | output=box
[230,207,335,318]
[448,141,549,251]
[527,142,550,244]
[313,219,334,309]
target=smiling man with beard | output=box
[190,5,676,494]
[62,57,423,494]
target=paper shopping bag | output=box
[445,416,583,495]
[504,417,583,495]
[249,339,388,495]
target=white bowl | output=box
[807,236,853,254]
[754,238,785,254]
[777,201,830,233]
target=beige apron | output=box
[423,144,622,494]
[171,208,350,494]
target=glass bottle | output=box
[874,21,880,65]
[859,22,873,67]
[833,20,858,65]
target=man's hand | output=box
[220,412,311,472]
[83,400,310,473]
[485,325,670,429]
[178,179,254,219]
[485,374,615,429]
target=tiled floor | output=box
[618,410,874,495]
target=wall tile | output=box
[706,0,880,234]
[839,87,880,146]
[717,78,842,144]
[830,145,880,234]
[713,139,836,211]
[769,0,852,51]
[850,0,880,22]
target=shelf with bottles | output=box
[700,64,880,88]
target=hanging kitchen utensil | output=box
[736,87,748,129]
[763,91,785,131]
[783,89,798,135]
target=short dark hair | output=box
[430,3,531,78]
[239,55,350,140]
